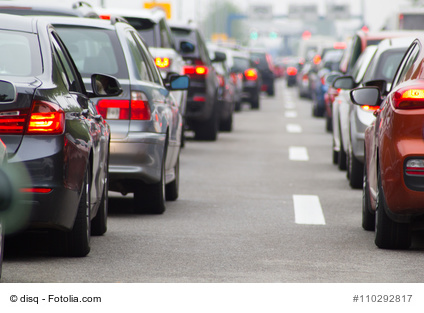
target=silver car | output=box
[332,37,413,188]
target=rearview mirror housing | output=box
[350,86,381,106]
[0,80,16,103]
[333,75,355,90]
[91,74,122,97]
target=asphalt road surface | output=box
[3,79,424,283]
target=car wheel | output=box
[134,152,166,214]
[348,144,364,189]
[338,135,347,171]
[91,183,108,236]
[50,164,91,257]
[0,221,4,279]
[220,113,233,132]
[234,101,242,112]
[267,83,275,96]
[325,113,332,132]
[375,169,411,249]
[195,103,218,141]
[166,155,179,201]
[332,139,338,165]
[251,95,260,110]
[362,158,375,231]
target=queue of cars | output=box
[0,2,277,277]
[296,27,424,249]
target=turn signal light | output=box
[244,68,258,81]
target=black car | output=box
[170,22,222,141]
[249,49,275,96]
[0,14,120,257]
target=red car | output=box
[350,37,424,249]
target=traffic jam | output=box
[1,0,424,288]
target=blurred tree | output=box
[200,0,245,43]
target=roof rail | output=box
[110,15,129,25]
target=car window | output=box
[392,43,420,87]
[350,46,377,83]
[125,17,156,47]
[158,19,174,49]
[51,32,84,93]
[0,30,42,77]
[362,48,407,83]
[55,26,128,79]
[232,56,251,72]
[131,31,162,85]
[125,31,153,82]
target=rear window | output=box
[55,26,128,79]
[125,17,156,47]
[0,30,42,76]
[232,57,251,72]
[400,14,424,30]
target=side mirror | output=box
[168,75,190,91]
[350,86,381,106]
[180,41,195,54]
[212,51,226,63]
[91,74,122,97]
[0,80,16,103]
[333,75,355,90]
[325,73,341,86]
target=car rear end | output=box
[249,50,275,96]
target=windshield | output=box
[0,30,42,77]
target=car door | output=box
[50,30,107,212]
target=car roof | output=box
[0,1,99,18]
[0,13,39,33]
[37,15,121,30]
[169,21,198,31]
[377,36,417,51]
[95,7,166,22]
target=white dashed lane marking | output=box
[293,195,326,225]
[286,124,302,133]
[289,146,309,161]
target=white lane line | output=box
[286,124,302,133]
[285,111,297,118]
[293,195,326,225]
[289,146,309,161]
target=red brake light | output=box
[20,188,52,193]
[313,55,321,65]
[392,87,424,109]
[245,68,258,81]
[99,14,111,20]
[155,57,171,69]
[0,109,28,134]
[97,99,130,120]
[286,67,297,76]
[27,100,64,134]
[130,91,151,120]
[183,65,208,76]
[360,105,380,112]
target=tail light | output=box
[183,65,208,76]
[27,101,65,134]
[360,105,380,112]
[313,55,321,65]
[302,74,308,82]
[286,67,297,76]
[392,87,424,109]
[97,91,150,120]
[321,76,326,85]
[217,75,225,87]
[0,101,64,135]
[20,188,52,193]
[244,68,258,81]
[155,57,171,69]
[99,14,111,20]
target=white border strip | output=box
[293,195,326,225]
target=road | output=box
[3,79,424,283]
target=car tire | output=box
[251,95,260,110]
[338,135,347,171]
[325,113,332,132]
[166,155,179,201]
[91,182,108,236]
[195,103,218,141]
[234,101,242,112]
[220,113,233,132]
[50,164,91,257]
[348,145,364,189]
[375,169,411,249]
[362,158,375,231]
[0,221,4,279]
[134,152,166,214]
[267,83,275,96]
